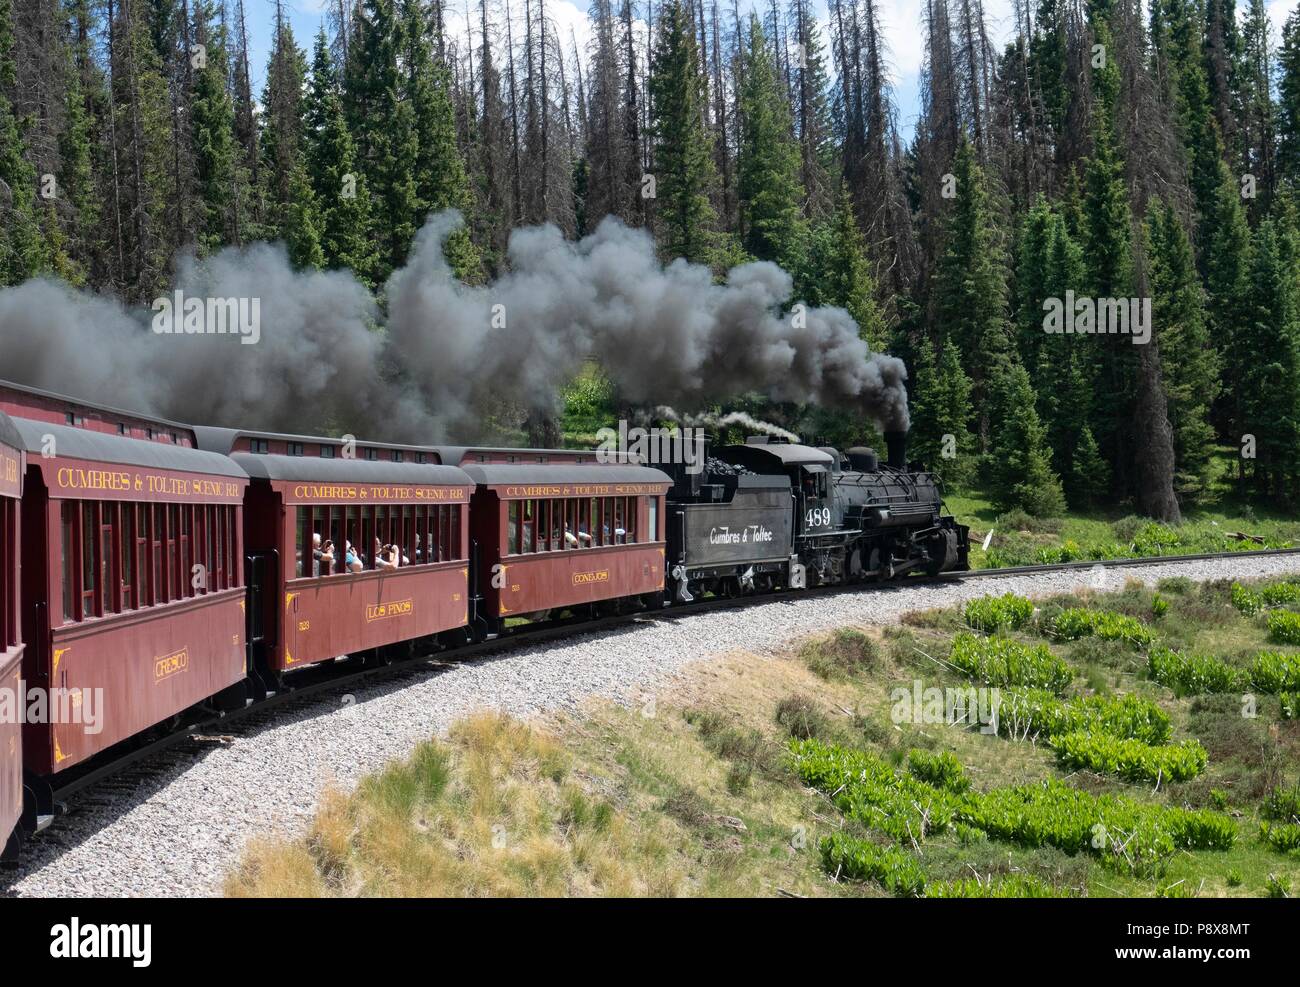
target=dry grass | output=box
[226,647,875,897]
[226,712,681,897]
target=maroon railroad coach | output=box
[436,447,672,630]
[0,410,24,859]
[0,385,250,795]
[195,429,474,682]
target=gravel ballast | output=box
[6,554,1299,897]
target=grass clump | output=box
[948,633,1074,694]
[790,740,964,843]
[799,628,881,681]
[774,694,831,741]
[963,593,1034,633]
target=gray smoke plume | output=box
[655,406,802,443]
[0,211,909,440]
[387,213,910,435]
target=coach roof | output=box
[193,425,446,461]
[10,418,248,478]
[460,463,672,487]
[229,453,470,487]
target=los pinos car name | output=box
[151,290,261,345]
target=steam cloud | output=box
[0,211,909,441]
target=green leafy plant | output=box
[1148,648,1243,696]
[1048,608,1153,648]
[924,873,1070,898]
[1052,731,1208,783]
[907,749,970,794]
[790,740,963,843]
[948,633,1074,693]
[1248,651,1300,694]
[819,833,927,896]
[1281,691,1299,720]
[1231,580,1300,615]
[997,689,1171,745]
[963,593,1035,633]
[1267,610,1300,645]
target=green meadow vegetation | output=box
[946,491,1300,570]
[226,575,1300,898]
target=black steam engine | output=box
[661,430,969,601]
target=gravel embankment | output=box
[6,554,1299,897]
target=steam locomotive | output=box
[661,431,969,602]
[0,379,966,862]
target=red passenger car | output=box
[0,410,24,859]
[437,448,671,629]
[195,429,473,681]
[0,384,250,794]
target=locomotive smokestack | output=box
[885,431,907,470]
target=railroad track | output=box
[14,544,1300,863]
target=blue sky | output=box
[248,0,1300,146]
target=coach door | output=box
[244,550,277,683]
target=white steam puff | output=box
[655,407,802,443]
[0,211,909,440]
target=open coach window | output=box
[295,503,463,578]
[503,496,642,556]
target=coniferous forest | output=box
[1,0,1299,522]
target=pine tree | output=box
[404,0,481,281]
[54,0,99,286]
[1068,426,1109,507]
[801,187,885,349]
[304,28,379,283]
[347,0,420,277]
[190,4,240,255]
[790,0,835,219]
[648,0,718,266]
[0,0,45,283]
[1203,162,1253,449]
[1146,199,1219,501]
[1278,9,1300,188]
[260,3,311,243]
[108,0,174,298]
[934,137,1015,447]
[1239,0,1275,214]
[284,165,325,269]
[1239,219,1300,495]
[910,337,975,489]
[988,363,1066,517]
[736,15,804,270]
